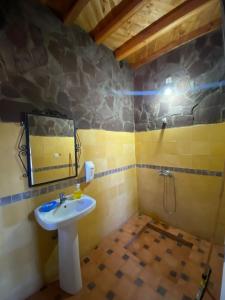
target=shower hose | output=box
[159,170,177,215]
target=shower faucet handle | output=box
[159,169,172,177]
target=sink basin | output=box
[34,194,96,295]
[35,195,96,231]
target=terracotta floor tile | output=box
[131,283,161,300]
[158,276,177,293]
[182,261,202,284]
[114,276,137,300]
[139,266,161,290]
[136,214,152,225]
[166,270,179,284]
[164,288,185,300]
[177,278,199,298]
[121,220,142,235]
[137,248,154,264]
[144,232,157,242]
[120,259,141,280]
[116,246,132,259]
[28,214,224,300]
[163,253,180,270]
[95,268,118,293]
[147,229,160,239]
[210,247,224,268]
[128,239,141,249]
[171,246,191,262]
[152,261,172,279]
[104,252,125,272]
[189,253,206,267]
[98,238,118,252]
[214,244,224,253]
[107,230,125,244]
[149,244,166,258]
[81,261,100,282]
[161,238,175,250]
[117,231,133,245]
[89,247,108,264]
[83,288,105,300]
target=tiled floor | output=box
[28,215,224,300]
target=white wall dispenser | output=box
[85,161,95,183]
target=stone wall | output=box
[0,0,135,132]
[1,0,224,133]
[28,114,74,137]
[134,30,225,131]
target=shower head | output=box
[162,117,167,129]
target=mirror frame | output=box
[24,112,78,187]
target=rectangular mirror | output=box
[25,113,77,187]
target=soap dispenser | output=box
[72,183,82,200]
[85,161,95,183]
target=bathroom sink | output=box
[35,195,96,231]
[34,194,96,295]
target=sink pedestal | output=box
[58,222,82,294]
[34,196,96,294]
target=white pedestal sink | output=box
[34,195,96,294]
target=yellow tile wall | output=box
[30,135,76,184]
[0,123,138,300]
[33,167,74,184]
[30,136,76,168]
[135,123,225,243]
[1,121,225,299]
[135,123,225,171]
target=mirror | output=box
[25,113,77,187]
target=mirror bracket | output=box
[18,122,28,178]
[75,129,81,168]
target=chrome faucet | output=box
[59,193,66,205]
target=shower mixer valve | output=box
[159,169,173,177]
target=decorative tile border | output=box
[94,164,136,180]
[136,164,223,177]
[0,164,136,207]
[32,163,76,173]
[0,163,222,207]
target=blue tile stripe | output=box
[0,163,222,207]
[0,164,136,207]
[136,164,223,177]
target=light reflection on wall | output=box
[112,80,225,97]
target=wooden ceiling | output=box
[40,0,222,69]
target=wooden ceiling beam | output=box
[91,0,146,44]
[131,19,221,69]
[115,0,215,61]
[64,0,90,25]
